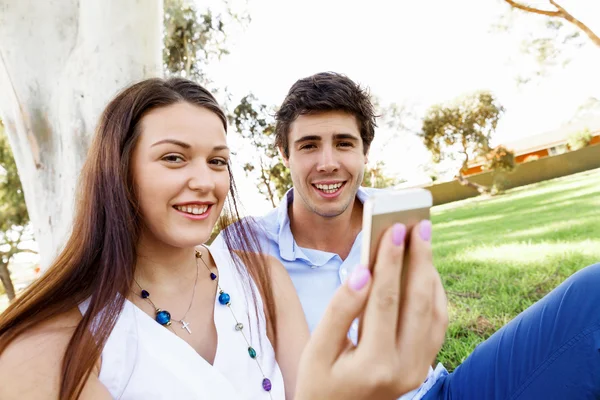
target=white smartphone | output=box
[360,188,433,268]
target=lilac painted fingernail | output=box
[392,223,406,246]
[419,220,432,241]
[348,265,370,291]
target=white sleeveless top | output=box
[79,247,285,399]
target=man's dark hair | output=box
[275,72,377,158]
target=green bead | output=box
[248,346,257,359]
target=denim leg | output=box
[423,263,600,400]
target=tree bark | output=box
[0,0,163,268]
[503,0,600,48]
[456,173,489,194]
[549,1,600,48]
[0,260,16,301]
[259,158,277,208]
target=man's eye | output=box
[338,142,353,147]
[300,144,316,150]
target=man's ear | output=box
[364,148,369,165]
[279,146,290,168]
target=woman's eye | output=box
[210,158,228,166]
[161,154,185,163]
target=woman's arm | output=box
[0,308,113,400]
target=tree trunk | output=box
[456,173,490,194]
[0,0,163,269]
[0,260,16,301]
[259,158,277,208]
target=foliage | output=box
[0,121,34,300]
[420,91,504,177]
[0,123,28,231]
[494,0,599,84]
[568,128,593,151]
[362,161,401,188]
[163,0,249,84]
[230,94,291,207]
[483,145,516,173]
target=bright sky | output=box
[8,0,600,266]
[199,0,600,215]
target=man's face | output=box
[283,111,367,218]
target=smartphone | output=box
[360,188,433,268]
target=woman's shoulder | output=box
[0,307,91,398]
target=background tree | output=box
[420,91,505,193]
[482,144,517,193]
[495,0,599,83]
[0,0,163,268]
[0,121,36,301]
[568,128,593,150]
[163,0,249,86]
[0,0,243,268]
[362,161,402,188]
[230,94,291,207]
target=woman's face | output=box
[131,102,230,249]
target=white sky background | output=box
[197,0,600,216]
[9,0,600,266]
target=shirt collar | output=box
[275,186,372,262]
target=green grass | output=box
[431,168,600,371]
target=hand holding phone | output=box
[360,188,433,268]
[296,203,448,400]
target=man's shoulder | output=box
[213,209,281,248]
[253,206,281,229]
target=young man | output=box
[217,72,447,398]
[217,72,600,399]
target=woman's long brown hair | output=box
[0,77,276,399]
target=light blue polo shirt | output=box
[250,187,378,338]
[213,186,447,399]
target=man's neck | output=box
[289,196,363,260]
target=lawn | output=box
[432,167,600,371]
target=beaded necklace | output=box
[135,248,273,396]
[133,258,199,335]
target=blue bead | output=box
[248,346,257,358]
[210,272,217,280]
[141,289,150,299]
[155,310,171,325]
[218,292,230,305]
[262,378,272,392]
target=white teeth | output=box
[315,182,343,193]
[175,205,209,215]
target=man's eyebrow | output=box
[294,135,322,145]
[333,133,360,141]
[294,133,360,145]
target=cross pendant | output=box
[181,320,192,334]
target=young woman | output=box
[0,77,446,400]
[0,77,308,399]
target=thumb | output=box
[307,265,372,364]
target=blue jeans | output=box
[423,262,600,400]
